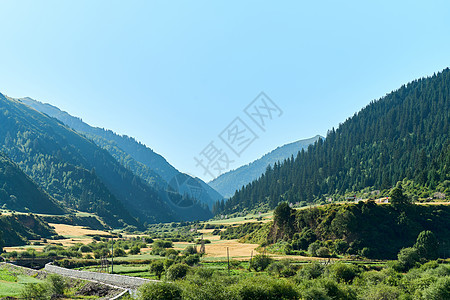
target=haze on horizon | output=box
[1,0,449,181]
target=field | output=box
[0,265,43,298]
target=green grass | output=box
[0,271,42,297]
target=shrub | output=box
[250,254,273,271]
[329,263,359,283]
[139,282,182,300]
[79,245,92,253]
[296,262,325,280]
[166,263,190,281]
[421,276,450,299]
[397,247,420,271]
[150,260,165,280]
[233,276,299,300]
[334,239,349,255]
[153,240,173,249]
[317,247,331,258]
[129,245,141,255]
[21,283,49,299]
[47,274,67,296]
[363,284,400,300]
[183,245,197,255]
[113,248,126,257]
[308,241,322,257]
[183,254,200,266]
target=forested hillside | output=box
[217,69,450,214]
[0,152,64,214]
[268,201,450,259]
[0,94,205,227]
[209,135,321,198]
[0,213,57,246]
[19,97,223,209]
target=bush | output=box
[153,240,173,249]
[183,254,200,266]
[296,262,325,280]
[268,260,296,277]
[47,274,67,296]
[363,284,400,300]
[233,276,299,300]
[150,260,165,280]
[316,247,331,258]
[21,283,49,299]
[183,245,197,255]
[397,247,420,271]
[129,245,141,255]
[329,263,359,283]
[113,248,126,257]
[421,276,450,299]
[139,282,182,300]
[308,241,322,257]
[250,254,273,272]
[79,245,92,253]
[166,263,190,281]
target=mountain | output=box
[216,68,450,214]
[19,97,223,209]
[0,93,211,227]
[0,151,64,215]
[0,213,58,247]
[209,135,322,198]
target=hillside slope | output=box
[209,135,321,198]
[19,97,223,209]
[0,94,211,227]
[218,68,450,213]
[0,152,64,215]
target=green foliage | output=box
[268,202,450,259]
[232,276,298,300]
[139,282,182,300]
[0,152,64,215]
[267,260,296,277]
[153,240,173,249]
[308,241,322,257]
[183,254,200,266]
[182,246,197,255]
[328,263,359,283]
[397,247,420,271]
[0,213,56,247]
[149,260,165,280]
[414,230,439,260]
[166,263,190,281]
[250,254,273,272]
[20,282,49,300]
[47,274,67,296]
[113,247,126,257]
[20,274,68,299]
[390,185,411,207]
[296,262,325,280]
[421,276,450,299]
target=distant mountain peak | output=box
[208,135,322,198]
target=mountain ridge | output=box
[19,97,223,209]
[209,135,322,198]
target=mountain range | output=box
[19,97,223,210]
[0,94,214,228]
[209,135,322,198]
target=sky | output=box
[1,1,449,181]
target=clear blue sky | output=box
[1,1,449,181]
